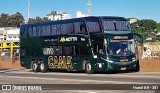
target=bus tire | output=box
[85,62,94,74]
[32,62,39,72]
[135,61,140,72]
[82,60,87,70]
[40,62,47,73]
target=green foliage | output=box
[0,12,24,27]
[8,12,25,27]
[156,23,160,31]
[0,13,9,27]
[138,19,157,31]
[131,19,157,39]
[131,24,148,38]
[27,16,50,24]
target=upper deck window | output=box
[20,27,28,37]
[86,21,100,33]
[102,20,130,31]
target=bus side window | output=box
[74,45,79,55]
[55,46,62,55]
[63,46,71,56]
[52,46,57,55]
[80,26,86,34]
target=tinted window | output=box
[86,21,100,32]
[74,22,81,34]
[21,27,28,37]
[102,20,129,31]
[51,25,57,35]
[55,46,62,55]
[28,27,33,37]
[63,46,71,55]
[102,21,115,31]
[115,21,129,31]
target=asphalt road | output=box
[0,69,160,93]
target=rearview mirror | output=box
[133,33,144,44]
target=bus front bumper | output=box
[107,61,137,71]
[95,61,137,71]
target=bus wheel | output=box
[134,61,140,72]
[32,62,39,72]
[85,62,94,74]
[40,62,47,73]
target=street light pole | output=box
[87,0,92,16]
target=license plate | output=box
[120,59,128,62]
[121,67,126,70]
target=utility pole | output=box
[87,0,91,16]
[28,0,31,20]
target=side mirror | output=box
[133,33,144,44]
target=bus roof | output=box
[21,16,127,27]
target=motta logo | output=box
[60,37,66,42]
[60,37,77,42]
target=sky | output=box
[0,0,160,22]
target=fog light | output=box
[99,63,102,68]
[132,57,136,61]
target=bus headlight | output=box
[99,63,102,68]
[108,60,114,63]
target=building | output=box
[0,27,20,59]
[6,29,19,42]
[0,27,20,42]
[0,28,6,41]
[129,18,138,24]
[76,11,89,18]
[156,32,160,37]
[46,11,70,21]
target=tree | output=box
[7,12,25,27]
[138,19,157,31]
[27,16,50,24]
[156,22,160,32]
[131,19,157,39]
[34,16,42,23]
[42,17,50,22]
[27,18,36,24]
[0,13,9,27]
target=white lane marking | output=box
[4,71,160,79]
[0,76,158,84]
[77,91,98,93]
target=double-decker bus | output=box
[20,16,143,73]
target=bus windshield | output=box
[107,39,135,56]
[102,20,130,31]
